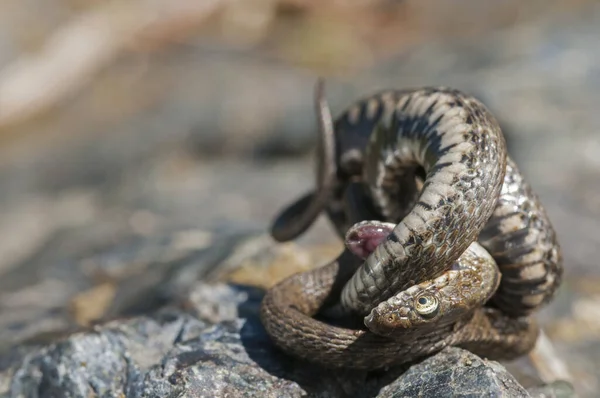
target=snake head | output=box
[364,289,444,337]
[363,242,501,338]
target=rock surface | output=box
[0,232,574,397]
[377,347,531,398]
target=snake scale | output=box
[260,80,563,369]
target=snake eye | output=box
[414,295,439,319]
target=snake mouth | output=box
[363,312,384,335]
[345,221,395,259]
[364,309,411,336]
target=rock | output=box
[2,284,377,398]
[0,234,572,397]
[0,224,274,350]
[377,347,532,398]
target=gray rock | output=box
[377,346,535,398]
[1,284,369,398]
[2,277,567,398]
[0,224,273,350]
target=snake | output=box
[260,80,563,369]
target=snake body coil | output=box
[260,250,538,369]
[262,82,563,369]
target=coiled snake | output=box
[260,80,563,369]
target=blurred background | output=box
[0,0,598,396]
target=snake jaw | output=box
[364,307,412,337]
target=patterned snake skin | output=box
[260,80,563,369]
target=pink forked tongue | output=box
[345,223,394,259]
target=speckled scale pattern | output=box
[260,253,538,370]
[339,88,508,315]
[478,158,563,316]
[261,85,562,369]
